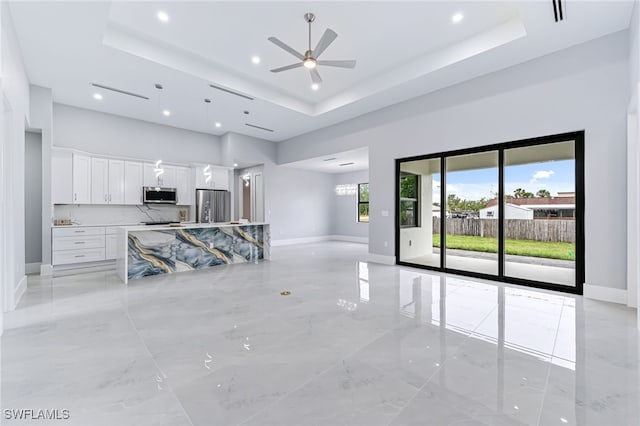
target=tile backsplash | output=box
[53,204,188,225]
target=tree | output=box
[536,189,551,198]
[513,188,534,198]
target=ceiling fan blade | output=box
[310,68,323,84]
[312,29,338,58]
[270,63,304,73]
[268,37,304,60]
[317,60,356,69]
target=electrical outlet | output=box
[209,242,214,249]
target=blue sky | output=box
[432,160,575,202]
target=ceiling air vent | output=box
[209,84,254,101]
[90,83,149,100]
[323,157,337,162]
[552,0,565,22]
[339,162,355,166]
[245,123,274,133]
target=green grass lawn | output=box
[432,235,575,261]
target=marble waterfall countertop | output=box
[116,223,270,284]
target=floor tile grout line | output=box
[385,302,501,426]
[237,325,403,426]
[122,306,195,426]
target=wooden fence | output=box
[432,218,575,243]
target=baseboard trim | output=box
[365,253,396,265]
[26,262,41,275]
[40,264,53,276]
[12,275,27,311]
[583,284,628,305]
[330,235,369,244]
[271,236,331,247]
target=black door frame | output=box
[394,131,585,295]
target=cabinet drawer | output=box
[53,227,105,237]
[53,248,106,265]
[53,235,105,251]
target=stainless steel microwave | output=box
[143,187,177,204]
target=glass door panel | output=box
[503,141,576,286]
[445,151,499,275]
[398,158,441,267]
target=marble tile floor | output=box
[1,242,638,425]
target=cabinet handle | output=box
[109,194,112,202]
[74,230,85,233]
[74,255,85,258]
[74,193,77,201]
[104,194,107,202]
[74,241,85,244]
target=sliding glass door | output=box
[444,151,499,275]
[396,132,584,294]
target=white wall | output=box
[221,132,334,242]
[479,204,533,220]
[332,170,369,240]
[53,104,222,164]
[1,2,30,314]
[278,31,629,290]
[29,86,53,269]
[25,131,41,266]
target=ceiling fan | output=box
[268,13,356,86]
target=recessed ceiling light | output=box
[157,11,169,23]
[93,93,103,100]
[162,110,171,116]
[215,122,222,128]
[311,83,320,91]
[233,163,238,167]
[251,56,261,64]
[452,12,464,23]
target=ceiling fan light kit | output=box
[268,12,356,86]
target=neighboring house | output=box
[479,203,534,220]
[482,194,576,219]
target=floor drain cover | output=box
[280,291,291,296]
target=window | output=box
[400,173,419,227]
[358,183,369,222]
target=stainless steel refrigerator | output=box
[196,190,231,223]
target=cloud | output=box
[530,170,555,183]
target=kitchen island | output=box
[116,223,269,283]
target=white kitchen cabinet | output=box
[105,234,118,260]
[72,153,92,204]
[91,158,109,204]
[108,160,125,204]
[195,165,229,190]
[92,158,125,205]
[52,226,106,265]
[144,163,176,188]
[52,149,73,204]
[212,167,229,190]
[176,166,193,205]
[124,161,143,205]
[162,166,177,188]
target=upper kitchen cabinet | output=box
[108,160,125,204]
[123,161,143,205]
[143,163,177,188]
[195,165,229,190]
[72,153,91,204]
[92,158,125,204]
[52,149,73,204]
[175,166,193,205]
[91,158,108,204]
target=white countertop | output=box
[121,222,269,232]
[52,223,143,228]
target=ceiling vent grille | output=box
[339,162,355,166]
[209,84,254,101]
[245,123,274,133]
[552,0,565,22]
[90,83,149,100]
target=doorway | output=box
[396,131,584,294]
[237,167,264,223]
